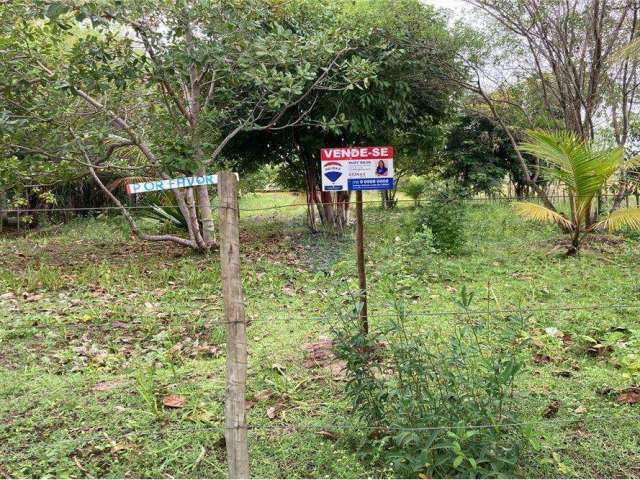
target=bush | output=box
[330,292,529,478]
[402,175,428,207]
[414,190,467,254]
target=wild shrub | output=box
[414,189,467,254]
[330,292,529,478]
[402,176,428,207]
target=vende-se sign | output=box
[321,146,394,192]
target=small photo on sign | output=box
[375,160,389,176]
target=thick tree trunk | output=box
[300,149,351,233]
[193,166,216,248]
[381,190,397,209]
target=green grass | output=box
[1,193,639,478]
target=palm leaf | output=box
[612,37,640,62]
[513,202,573,229]
[622,154,640,174]
[597,208,640,231]
[520,130,627,222]
[519,130,580,189]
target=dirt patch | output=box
[546,234,626,254]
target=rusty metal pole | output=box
[355,190,368,335]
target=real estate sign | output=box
[320,146,394,192]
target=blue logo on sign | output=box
[325,171,342,182]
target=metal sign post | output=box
[320,146,394,334]
[355,190,368,334]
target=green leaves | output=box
[45,3,70,21]
[330,297,528,478]
[519,129,630,233]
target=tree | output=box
[1,0,376,250]
[283,0,465,227]
[401,175,427,207]
[513,130,640,255]
[443,113,538,197]
[461,0,640,214]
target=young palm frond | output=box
[515,130,640,254]
[612,36,640,62]
[513,201,573,229]
[519,130,625,221]
[596,208,640,231]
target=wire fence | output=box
[2,302,640,333]
[2,192,640,476]
[2,192,640,215]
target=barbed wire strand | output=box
[2,193,637,215]
[6,414,639,443]
[3,302,640,333]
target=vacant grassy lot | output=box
[1,193,639,478]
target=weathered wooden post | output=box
[217,171,249,479]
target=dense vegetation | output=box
[1,195,639,477]
[2,0,640,478]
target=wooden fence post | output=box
[218,172,249,479]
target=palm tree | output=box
[513,130,640,255]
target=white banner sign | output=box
[126,174,223,194]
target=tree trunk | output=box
[567,192,581,255]
[299,151,351,234]
[0,190,7,230]
[195,166,216,247]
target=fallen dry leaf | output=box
[93,380,127,392]
[253,389,273,402]
[110,441,135,453]
[561,333,573,345]
[543,400,561,418]
[533,354,552,365]
[25,293,44,302]
[616,392,639,405]
[266,406,278,419]
[329,360,348,380]
[303,337,334,368]
[162,394,186,408]
[317,430,338,441]
[281,286,295,296]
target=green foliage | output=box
[618,332,640,383]
[135,363,160,416]
[330,292,529,478]
[579,327,640,384]
[514,130,640,253]
[444,114,532,195]
[413,189,467,254]
[401,175,427,206]
[240,164,282,193]
[132,192,190,232]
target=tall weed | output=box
[330,291,529,478]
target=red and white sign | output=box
[321,146,394,192]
